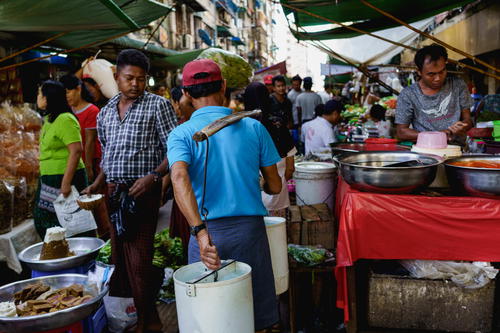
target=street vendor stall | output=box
[334,178,500,332]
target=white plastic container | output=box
[174,261,254,333]
[411,145,462,187]
[264,216,288,295]
[294,162,337,210]
[416,131,447,149]
[82,58,119,99]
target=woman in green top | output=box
[34,80,88,239]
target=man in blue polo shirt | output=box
[167,59,282,331]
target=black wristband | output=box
[190,224,207,236]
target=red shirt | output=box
[74,104,102,161]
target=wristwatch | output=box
[190,224,207,236]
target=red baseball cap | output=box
[263,74,273,85]
[182,59,223,87]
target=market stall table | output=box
[0,219,41,274]
[334,179,500,332]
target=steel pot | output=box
[444,155,500,199]
[336,151,443,194]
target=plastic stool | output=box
[37,321,83,333]
[31,261,95,278]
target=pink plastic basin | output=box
[416,131,447,149]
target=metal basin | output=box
[0,274,108,333]
[18,237,105,272]
[336,151,443,194]
[444,155,500,199]
[330,142,409,157]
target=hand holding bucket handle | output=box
[197,228,221,270]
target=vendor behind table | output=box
[395,44,473,144]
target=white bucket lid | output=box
[295,162,337,173]
[264,216,286,228]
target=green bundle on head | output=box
[197,48,253,89]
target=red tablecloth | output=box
[334,179,500,322]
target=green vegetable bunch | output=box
[96,229,185,269]
[341,104,366,119]
[96,240,111,264]
[152,229,185,269]
[197,48,253,89]
[288,244,327,266]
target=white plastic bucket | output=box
[264,216,288,295]
[294,162,337,210]
[174,261,254,333]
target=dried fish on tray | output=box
[0,274,107,333]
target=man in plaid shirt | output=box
[84,49,176,332]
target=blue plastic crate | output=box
[31,261,95,278]
[83,304,107,333]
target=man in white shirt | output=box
[302,100,342,155]
[287,75,303,126]
[317,83,333,104]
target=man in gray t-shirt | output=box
[287,75,303,126]
[396,44,473,141]
[296,76,322,125]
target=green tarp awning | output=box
[162,49,206,69]
[281,0,475,39]
[111,36,179,57]
[0,0,172,51]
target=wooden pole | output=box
[0,30,133,72]
[360,0,500,74]
[0,32,68,64]
[279,2,500,80]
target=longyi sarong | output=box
[107,182,163,328]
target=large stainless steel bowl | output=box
[18,237,105,272]
[0,274,108,333]
[444,155,500,199]
[330,142,409,157]
[336,151,444,193]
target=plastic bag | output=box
[103,296,138,333]
[82,58,119,99]
[87,261,115,294]
[196,48,253,89]
[21,104,42,132]
[158,267,175,302]
[9,104,25,131]
[53,186,97,237]
[0,103,12,132]
[400,260,499,289]
[0,180,14,234]
[4,177,28,227]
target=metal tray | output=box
[0,274,108,333]
[18,237,105,272]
